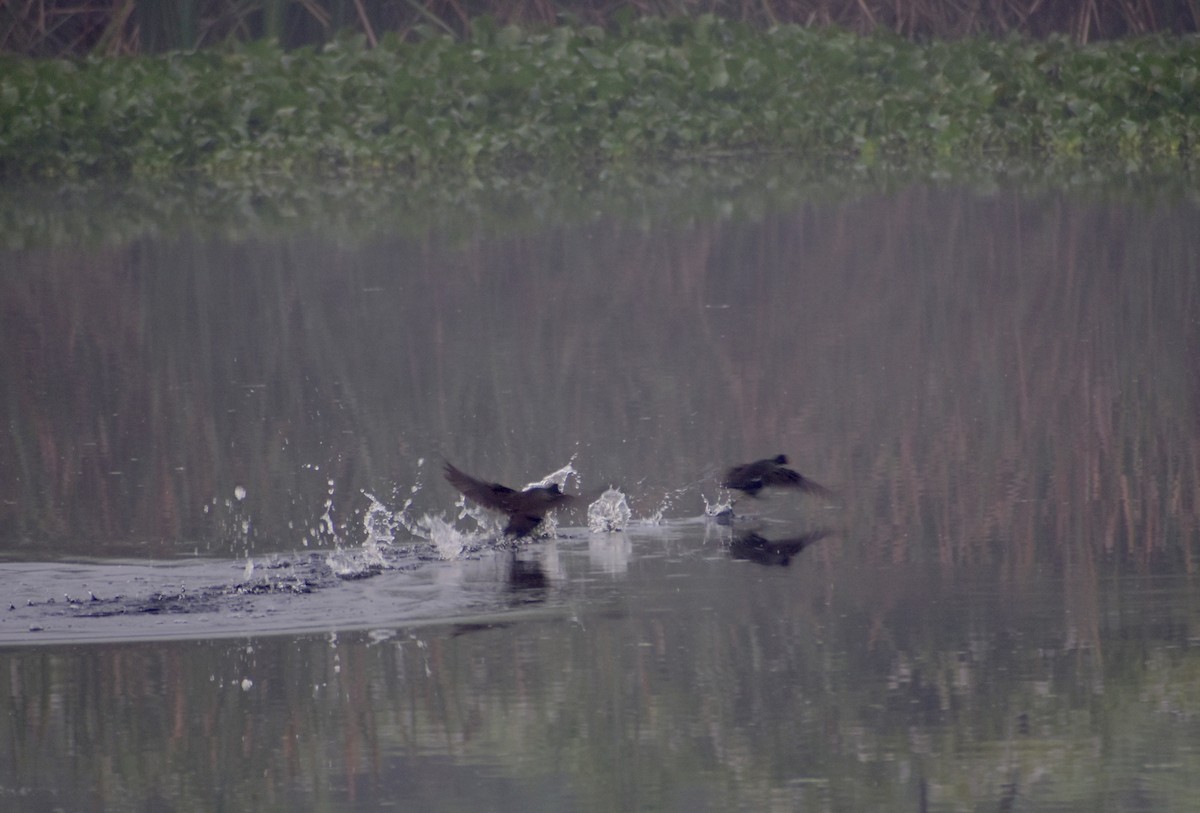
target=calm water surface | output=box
[2,170,1199,812]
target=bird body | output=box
[722,454,833,499]
[444,462,577,538]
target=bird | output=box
[443,461,578,538]
[729,528,831,566]
[721,454,834,499]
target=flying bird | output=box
[722,454,834,499]
[444,461,578,538]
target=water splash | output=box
[324,546,383,579]
[425,514,478,559]
[702,492,735,519]
[522,461,580,492]
[316,488,400,579]
[372,458,445,543]
[641,484,690,525]
[362,492,398,548]
[201,485,259,557]
[587,489,631,532]
[450,493,503,538]
[317,478,339,545]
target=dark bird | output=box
[444,461,578,538]
[729,528,831,566]
[722,455,834,499]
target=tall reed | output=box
[2,0,1197,57]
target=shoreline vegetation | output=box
[1,18,1197,182]
[2,158,1197,253]
[4,0,1199,56]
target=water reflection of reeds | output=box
[5,559,1200,811]
[2,187,1198,574]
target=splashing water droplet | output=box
[425,515,474,559]
[361,492,396,548]
[523,462,578,492]
[702,493,734,518]
[588,489,631,532]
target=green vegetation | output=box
[1,19,1197,181]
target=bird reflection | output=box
[722,455,834,500]
[444,461,579,538]
[507,554,549,595]
[728,528,831,566]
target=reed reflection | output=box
[0,186,1196,582]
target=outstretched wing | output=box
[722,460,768,495]
[724,457,836,500]
[785,474,836,500]
[444,462,520,512]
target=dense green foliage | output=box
[1,19,1197,179]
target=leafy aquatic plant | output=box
[0,20,1196,180]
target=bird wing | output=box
[791,475,835,499]
[541,489,579,510]
[755,465,835,499]
[721,461,765,493]
[444,462,520,512]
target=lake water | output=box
[2,167,1199,811]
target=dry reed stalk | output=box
[352,0,379,45]
[4,0,1199,55]
[95,0,137,55]
[298,0,334,30]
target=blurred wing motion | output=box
[722,454,834,499]
[444,462,522,513]
[444,461,576,538]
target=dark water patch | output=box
[0,511,835,645]
[0,529,605,644]
[5,527,1200,811]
